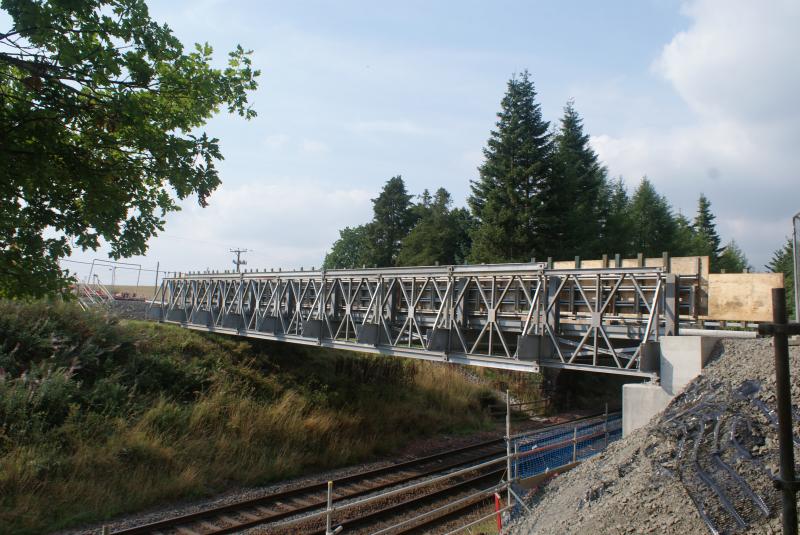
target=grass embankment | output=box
[0,302,494,534]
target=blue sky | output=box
[59,0,799,283]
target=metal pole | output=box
[572,426,578,463]
[154,261,160,297]
[604,402,609,449]
[792,212,800,322]
[326,480,333,535]
[771,288,798,535]
[506,389,512,507]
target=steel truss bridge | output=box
[149,263,695,377]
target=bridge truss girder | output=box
[150,263,693,377]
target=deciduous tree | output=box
[0,0,259,297]
[323,225,371,269]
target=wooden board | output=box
[707,273,784,321]
[551,255,707,273]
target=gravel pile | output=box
[109,299,149,320]
[509,338,800,535]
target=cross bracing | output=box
[149,263,694,377]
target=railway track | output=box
[112,412,613,535]
[285,466,505,534]
[112,438,505,535]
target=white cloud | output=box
[590,0,800,269]
[653,0,800,123]
[67,180,373,280]
[301,138,330,154]
[349,120,431,136]
[263,133,290,151]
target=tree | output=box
[366,176,415,267]
[600,176,633,257]
[716,240,750,273]
[672,213,697,257]
[627,178,677,257]
[468,71,552,263]
[692,194,723,270]
[547,99,608,259]
[766,239,795,318]
[0,0,259,298]
[397,188,473,266]
[323,225,371,269]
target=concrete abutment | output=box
[622,336,717,436]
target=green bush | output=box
[0,302,493,534]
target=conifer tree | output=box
[692,194,723,269]
[468,71,552,263]
[673,213,697,256]
[366,176,416,267]
[716,240,750,273]
[398,188,473,266]
[627,178,677,257]
[601,177,633,257]
[548,99,608,258]
[766,239,795,318]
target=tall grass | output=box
[0,302,493,534]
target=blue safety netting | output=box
[511,414,622,480]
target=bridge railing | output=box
[148,263,694,376]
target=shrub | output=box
[0,302,494,534]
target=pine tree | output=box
[672,213,697,257]
[468,71,552,263]
[627,177,677,257]
[692,194,723,270]
[323,225,371,269]
[548,99,608,259]
[716,240,751,273]
[766,239,795,318]
[366,176,416,267]
[397,188,473,266]
[601,177,633,257]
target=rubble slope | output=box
[510,338,800,535]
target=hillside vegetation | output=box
[0,302,494,534]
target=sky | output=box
[58,0,799,284]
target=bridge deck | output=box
[149,263,695,377]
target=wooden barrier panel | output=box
[707,273,784,321]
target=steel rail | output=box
[300,468,505,534]
[368,482,505,535]
[110,438,505,535]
